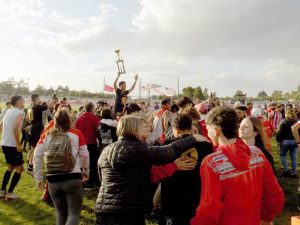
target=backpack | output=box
[165,120,174,140]
[44,130,76,174]
[100,129,113,145]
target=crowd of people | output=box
[0,75,299,225]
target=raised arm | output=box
[292,122,300,146]
[128,74,139,93]
[113,73,121,90]
[0,119,3,133]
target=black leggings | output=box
[87,144,101,185]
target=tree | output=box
[33,85,46,95]
[16,79,30,95]
[203,88,209,100]
[233,90,246,100]
[182,87,194,99]
[257,90,268,99]
[193,86,203,99]
[271,90,283,100]
[294,93,300,101]
[0,77,17,94]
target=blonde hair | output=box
[285,108,297,121]
[247,116,270,151]
[116,115,142,138]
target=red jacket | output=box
[151,163,178,184]
[75,112,99,145]
[191,139,284,225]
[199,120,208,139]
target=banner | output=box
[152,87,176,96]
[142,83,162,91]
[164,87,176,96]
[104,84,114,92]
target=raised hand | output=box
[134,74,139,81]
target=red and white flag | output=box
[104,84,114,92]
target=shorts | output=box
[2,146,24,166]
[28,125,44,147]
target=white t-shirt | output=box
[1,107,25,147]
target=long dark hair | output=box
[51,108,72,133]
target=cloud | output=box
[0,0,45,18]
[132,0,300,60]
[98,3,118,15]
[0,0,299,96]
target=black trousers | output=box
[87,144,100,186]
[96,214,145,225]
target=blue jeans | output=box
[280,140,298,175]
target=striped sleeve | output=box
[33,134,47,183]
[72,129,90,176]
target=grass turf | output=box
[0,103,296,225]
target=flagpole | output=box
[177,77,180,98]
[139,78,141,101]
[103,77,105,94]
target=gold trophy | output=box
[115,49,126,74]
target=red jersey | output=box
[268,110,282,129]
[75,112,99,145]
[199,120,208,139]
[191,140,284,225]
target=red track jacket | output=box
[191,139,284,225]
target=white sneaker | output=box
[5,192,19,200]
[0,190,6,199]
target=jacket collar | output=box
[118,136,139,142]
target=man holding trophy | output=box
[113,49,138,116]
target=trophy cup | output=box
[115,49,126,74]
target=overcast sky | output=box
[0,0,299,97]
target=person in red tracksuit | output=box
[75,102,100,189]
[191,107,284,225]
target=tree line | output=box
[0,77,299,101]
[232,85,300,101]
[0,77,113,99]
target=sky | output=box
[0,0,299,97]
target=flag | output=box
[165,88,176,96]
[152,87,176,96]
[104,84,114,92]
[142,83,162,91]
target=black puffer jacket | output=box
[95,135,196,215]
